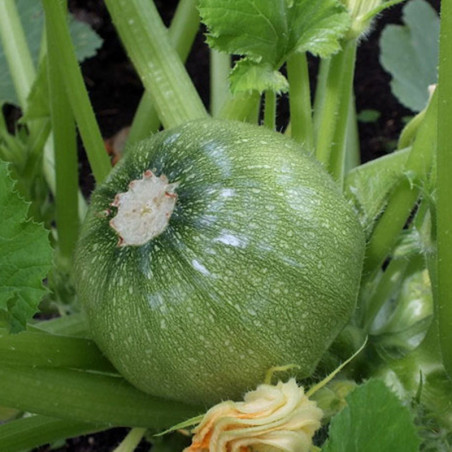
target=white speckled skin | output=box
[75,120,365,406]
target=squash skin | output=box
[75,120,365,406]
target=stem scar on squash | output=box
[109,170,179,247]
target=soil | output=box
[31,0,440,450]
[65,0,441,193]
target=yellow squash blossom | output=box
[184,379,323,452]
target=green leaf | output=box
[288,0,350,58]
[357,109,381,123]
[230,59,289,94]
[199,0,350,92]
[0,160,52,332]
[21,57,50,121]
[379,0,439,112]
[200,0,291,65]
[322,379,421,452]
[200,0,349,64]
[0,415,102,452]
[344,148,410,237]
[69,14,103,62]
[0,0,103,106]
[371,268,433,359]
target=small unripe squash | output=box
[75,120,365,406]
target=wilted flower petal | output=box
[184,379,323,452]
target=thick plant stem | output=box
[127,0,201,144]
[105,0,207,129]
[313,58,330,133]
[363,91,438,278]
[0,365,201,428]
[287,53,313,149]
[21,119,52,183]
[113,428,147,452]
[166,0,200,58]
[0,109,7,133]
[42,0,111,184]
[47,23,79,262]
[344,93,360,173]
[436,0,452,377]
[0,2,87,225]
[0,415,102,452]
[328,40,358,185]
[127,93,161,145]
[42,140,88,222]
[0,0,51,190]
[314,50,347,167]
[263,90,276,130]
[0,0,35,108]
[210,50,231,117]
[0,330,115,372]
[219,91,261,123]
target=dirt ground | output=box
[33,0,440,450]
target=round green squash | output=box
[75,119,365,406]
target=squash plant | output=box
[0,0,450,450]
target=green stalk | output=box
[362,258,409,331]
[362,254,424,331]
[436,0,452,377]
[0,0,36,109]
[0,0,52,194]
[328,39,358,185]
[41,0,111,184]
[363,91,438,278]
[0,331,115,372]
[113,428,147,452]
[345,147,410,194]
[46,24,79,261]
[218,91,261,123]
[42,138,88,221]
[286,52,313,149]
[210,50,231,117]
[0,365,201,428]
[0,130,26,168]
[25,118,51,162]
[0,415,102,452]
[20,120,52,199]
[398,108,427,149]
[313,58,330,132]
[263,90,276,130]
[31,313,90,337]
[344,92,360,173]
[105,0,207,129]
[314,46,349,168]
[127,93,161,145]
[166,0,200,59]
[127,0,201,144]
[0,1,87,226]
[0,109,7,133]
